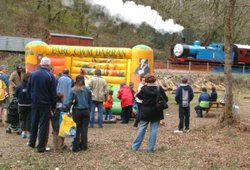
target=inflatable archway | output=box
[25,41,154,113]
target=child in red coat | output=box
[117,83,134,123]
[103,90,113,120]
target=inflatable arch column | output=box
[131,45,154,91]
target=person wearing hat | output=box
[174,77,194,133]
[27,57,57,153]
[9,64,24,97]
[0,65,9,127]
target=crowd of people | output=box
[0,57,219,153]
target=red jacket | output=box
[117,85,133,108]
[103,95,113,109]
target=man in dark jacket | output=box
[27,57,57,153]
[175,77,194,133]
[16,72,32,138]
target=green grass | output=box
[0,162,11,170]
[1,54,25,73]
[226,159,238,169]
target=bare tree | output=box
[220,0,237,125]
[47,0,52,22]
[36,0,44,11]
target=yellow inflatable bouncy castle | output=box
[25,41,153,113]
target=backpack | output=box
[182,88,189,107]
[155,86,168,111]
[0,78,8,101]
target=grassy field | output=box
[0,88,250,170]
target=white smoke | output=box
[85,0,184,34]
[61,0,74,7]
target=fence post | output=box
[243,65,245,74]
[207,62,209,72]
[189,61,191,72]
[167,60,169,71]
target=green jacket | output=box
[199,101,210,108]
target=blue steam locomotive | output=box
[171,40,250,65]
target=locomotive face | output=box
[173,44,184,57]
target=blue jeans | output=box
[89,101,103,128]
[105,108,112,120]
[131,120,160,153]
[133,103,142,127]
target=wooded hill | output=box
[0,0,249,60]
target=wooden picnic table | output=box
[204,101,225,116]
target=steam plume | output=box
[85,0,184,34]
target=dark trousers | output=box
[72,108,90,151]
[121,105,132,123]
[134,103,142,127]
[19,106,31,132]
[29,104,50,151]
[104,108,112,120]
[178,106,190,130]
[194,105,206,117]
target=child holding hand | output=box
[51,93,66,151]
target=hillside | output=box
[0,0,250,60]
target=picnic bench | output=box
[204,101,225,117]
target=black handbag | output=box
[156,86,168,110]
[68,92,78,116]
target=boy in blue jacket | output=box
[175,77,194,133]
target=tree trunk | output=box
[36,0,43,11]
[47,0,52,23]
[220,0,237,125]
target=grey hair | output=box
[0,65,7,71]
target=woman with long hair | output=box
[65,75,91,152]
[79,68,89,87]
